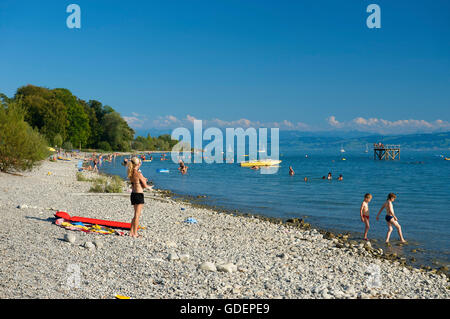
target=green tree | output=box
[53,133,63,147]
[0,101,50,172]
[102,112,134,151]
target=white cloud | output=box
[124,112,147,128]
[327,115,450,134]
[326,115,342,128]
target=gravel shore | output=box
[0,159,448,299]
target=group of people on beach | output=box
[360,193,406,243]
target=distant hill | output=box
[279,131,450,151]
[136,128,450,151]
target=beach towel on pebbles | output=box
[55,218,125,236]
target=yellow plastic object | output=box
[240,159,281,167]
[115,295,130,299]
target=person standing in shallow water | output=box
[360,193,372,241]
[127,157,150,238]
[289,166,295,176]
[376,193,407,243]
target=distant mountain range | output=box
[279,131,450,151]
[134,128,450,151]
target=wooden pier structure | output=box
[373,144,400,160]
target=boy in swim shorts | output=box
[360,193,372,240]
[376,193,406,243]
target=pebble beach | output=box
[0,159,449,299]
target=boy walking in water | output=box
[376,193,407,243]
[360,193,372,240]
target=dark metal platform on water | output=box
[373,144,400,160]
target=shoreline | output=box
[97,159,449,277]
[0,158,448,298]
[142,188,450,277]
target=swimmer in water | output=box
[360,193,372,240]
[289,166,294,176]
[327,172,332,180]
[338,174,343,181]
[376,193,406,243]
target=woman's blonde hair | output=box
[127,157,141,179]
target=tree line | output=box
[0,85,179,172]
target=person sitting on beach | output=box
[376,193,406,243]
[289,166,295,176]
[338,174,343,181]
[127,157,151,238]
[360,193,372,241]
[327,172,332,180]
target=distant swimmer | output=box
[338,174,343,181]
[376,193,406,243]
[289,166,295,176]
[360,193,372,240]
[250,166,260,170]
[304,177,308,182]
[322,176,326,180]
[327,172,332,180]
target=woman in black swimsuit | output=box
[127,157,150,238]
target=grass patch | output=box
[76,172,90,182]
[88,175,124,193]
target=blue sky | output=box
[0,0,449,134]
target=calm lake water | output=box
[99,149,450,268]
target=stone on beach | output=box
[199,262,217,272]
[64,233,76,244]
[167,253,179,261]
[94,240,103,249]
[84,241,95,250]
[217,263,238,273]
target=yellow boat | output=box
[445,157,450,161]
[240,159,282,167]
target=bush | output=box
[98,141,112,152]
[0,101,50,172]
[88,175,123,193]
[62,141,73,151]
[76,172,89,181]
